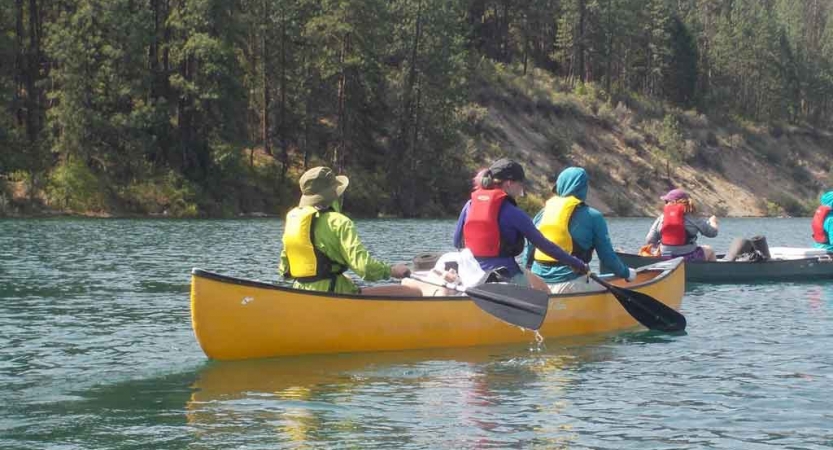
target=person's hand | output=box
[708,215,719,227]
[572,262,589,275]
[626,267,638,282]
[390,264,412,279]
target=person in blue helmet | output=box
[523,166,637,293]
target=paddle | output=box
[587,273,686,332]
[408,274,549,330]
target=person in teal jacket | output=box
[812,191,833,252]
[523,167,637,293]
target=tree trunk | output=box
[26,0,40,141]
[261,6,271,159]
[397,0,423,215]
[279,3,289,180]
[335,33,350,173]
[605,0,613,93]
[502,1,511,62]
[577,0,586,82]
[14,0,23,127]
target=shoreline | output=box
[0,211,800,220]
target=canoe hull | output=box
[190,259,684,360]
[605,251,833,283]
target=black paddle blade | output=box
[607,284,687,332]
[465,283,549,330]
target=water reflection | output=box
[186,337,617,448]
[0,370,200,449]
[803,285,833,313]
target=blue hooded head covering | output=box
[821,191,833,208]
[554,167,588,201]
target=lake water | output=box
[1,217,832,449]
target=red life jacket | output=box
[463,188,508,257]
[812,205,832,244]
[661,203,688,246]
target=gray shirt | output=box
[645,214,719,256]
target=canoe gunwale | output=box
[191,257,682,302]
[607,251,833,283]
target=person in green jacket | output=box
[278,166,418,295]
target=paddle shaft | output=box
[587,273,686,332]
[408,273,466,294]
[409,274,542,314]
[407,273,550,330]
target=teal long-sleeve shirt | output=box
[814,214,833,252]
[814,191,833,252]
[523,204,629,284]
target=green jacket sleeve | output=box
[329,215,392,281]
[278,248,289,278]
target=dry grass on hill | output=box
[467,63,833,217]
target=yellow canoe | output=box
[190,258,685,360]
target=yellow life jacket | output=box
[282,206,340,281]
[534,195,584,263]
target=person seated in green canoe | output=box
[811,190,833,252]
[644,188,719,261]
[278,166,419,296]
[523,167,637,293]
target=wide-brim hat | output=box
[661,188,689,202]
[298,166,349,207]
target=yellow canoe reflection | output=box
[186,341,618,446]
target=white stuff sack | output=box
[455,248,489,289]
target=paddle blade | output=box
[465,283,549,330]
[607,284,686,332]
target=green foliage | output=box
[658,114,685,162]
[4,0,833,218]
[761,198,783,217]
[607,192,635,217]
[664,17,697,106]
[516,192,545,217]
[120,171,198,217]
[47,158,106,212]
[767,193,813,217]
[0,178,11,216]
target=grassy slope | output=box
[468,63,833,217]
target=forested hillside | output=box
[2,0,833,217]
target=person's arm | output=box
[278,248,289,278]
[826,216,833,245]
[645,216,662,245]
[522,209,544,268]
[453,201,470,249]
[332,216,393,282]
[505,205,587,272]
[591,211,632,279]
[694,216,719,238]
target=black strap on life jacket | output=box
[286,209,347,292]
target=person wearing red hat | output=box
[644,188,719,261]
